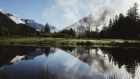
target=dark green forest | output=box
[100,3,140,39]
[0,12,37,36]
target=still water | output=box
[0,46,140,79]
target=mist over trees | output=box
[100,3,140,39]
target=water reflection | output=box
[10,55,25,64]
[0,46,140,79]
[100,48,140,75]
[0,46,36,67]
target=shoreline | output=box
[0,37,140,48]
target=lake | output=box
[0,46,140,79]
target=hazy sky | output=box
[0,0,140,29]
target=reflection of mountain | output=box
[0,47,55,67]
[43,48,137,79]
[24,48,55,60]
[68,47,113,73]
[100,48,140,75]
[67,47,140,78]
[0,46,36,67]
[44,49,105,79]
[24,48,45,59]
[1,47,140,79]
[1,48,105,79]
[10,55,26,64]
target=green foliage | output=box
[39,32,52,37]
[76,41,94,46]
[52,33,67,38]
[59,28,76,38]
[85,30,100,38]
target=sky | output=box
[0,0,140,29]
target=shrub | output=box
[76,41,93,46]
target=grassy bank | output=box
[0,37,140,48]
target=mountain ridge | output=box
[5,13,58,32]
[0,11,37,36]
[65,7,114,34]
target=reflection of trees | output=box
[59,47,75,52]
[69,47,96,66]
[0,46,36,67]
[0,46,56,67]
[69,47,116,73]
[40,47,56,57]
[68,47,140,75]
[24,48,44,60]
[100,48,140,76]
[24,47,53,60]
[44,48,51,57]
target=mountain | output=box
[65,15,93,34]
[65,14,106,34]
[5,13,44,31]
[49,25,58,32]
[21,19,44,31]
[5,13,25,24]
[0,12,36,36]
[65,7,114,34]
[21,19,58,32]
[5,13,57,32]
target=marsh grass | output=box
[0,37,140,47]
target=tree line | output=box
[100,3,140,39]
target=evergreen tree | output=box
[69,28,76,37]
[59,28,76,38]
[127,3,139,21]
[44,23,50,33]
[100,2,140,39]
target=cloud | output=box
[43,0,140,29]
[114,0,140,15]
